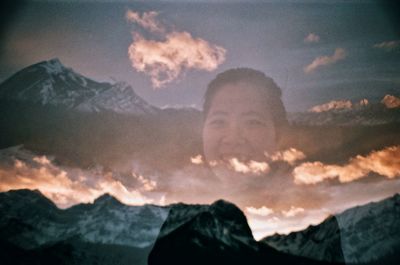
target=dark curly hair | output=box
[203,68,288,132]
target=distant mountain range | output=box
[0,189,399,264]
[1,59,399,126]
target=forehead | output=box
[208,82,270,113]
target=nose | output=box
[221,122,245,146]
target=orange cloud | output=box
[126,10,226,88]
[0,147,158,208]
[269,148,306,165]
[304,33,320,43]
[128,31,226,88]
[308,98,370,113]
[294,146,400,184]
[304,48,346,74]
[381,95,400,109]
[309,99,352,112]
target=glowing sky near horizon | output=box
[1,145,400,239]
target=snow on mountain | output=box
[0,59,158,115]
[75,81,156,115]
[0,189,170,249]
[262,193,400,263]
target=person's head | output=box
[202,68,287,164]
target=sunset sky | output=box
[0,0,399,111]
[0,0,400,240]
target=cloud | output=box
[190,154,270,175]
[282,206,305,217]
[246,206,274,217]
[309,99,353,112]
[304,48,346,74]
[131,172,157,191]
[373,40,400,52]
[293,146,400,185]
[125,10,165,33]
[0,146,159,208]
[381,94,400,109]
[268,148,306,165]
[190,154,204,165]
[228,158,270,175]
[304,33,320,43]
[308,98,370,112]
[126,10,226,88]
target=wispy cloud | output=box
[126,9,226,88]
[293,146,400,185]
[304,33,320,43]
[125,10,165,33]
[304,48,346,74]
[373,40,400,52]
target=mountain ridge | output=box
[0,58,158,115]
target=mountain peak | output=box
[93,193,122,205]
[0,59,158,115]
[38,58,67,75]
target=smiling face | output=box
[202,82,277,164]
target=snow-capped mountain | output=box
[0,59,158,115]
[0,189,169,249]
[262,193,400,264]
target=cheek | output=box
[202,127,220,160]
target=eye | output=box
[208,118,226,128]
